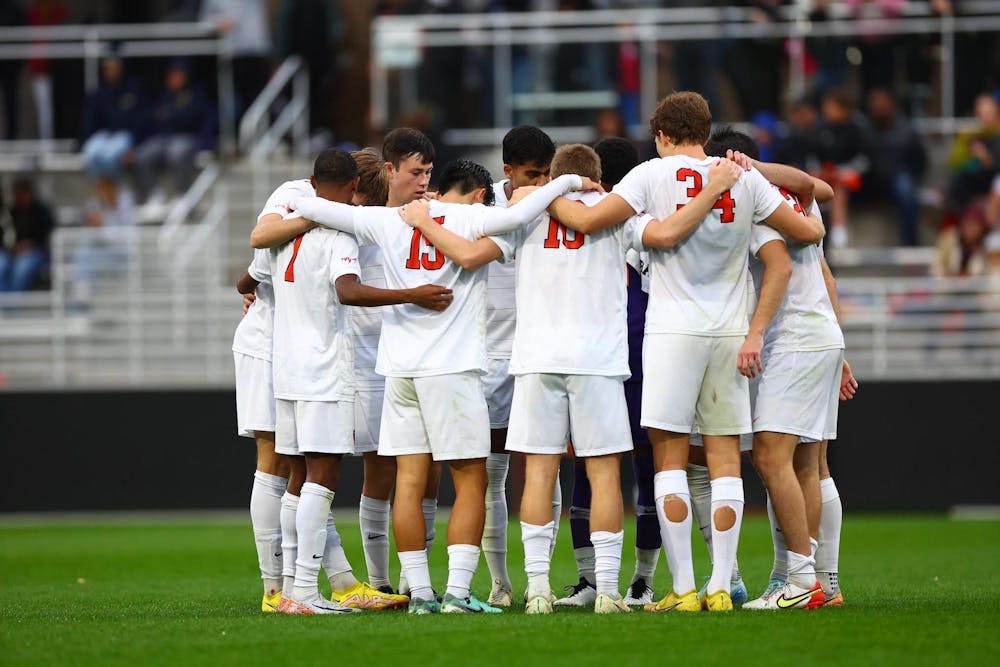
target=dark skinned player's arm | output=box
[236,271,259,295]
[334,274,453,312]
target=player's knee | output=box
[663,494,688,523]
[713,505,736,531]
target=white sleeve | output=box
[488,229,521,263]
[748,169,785,223]
[475,174,584,236]
[248,248,272,284]
[750,223,786,257]
[292,196,362,235]
[258,181,312,221]
[610,161,652,218]
[622,213,653,252]
[329,233,362,284]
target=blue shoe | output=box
[731,575,749,606]
[408,596,441,615]
[441,593,503,614]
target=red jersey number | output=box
[778,187,806,216]
[283,233,305,282]
[542,218,584,249]
[405,216,446,270]
[675,167,736,223]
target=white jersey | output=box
[749,192,844,354]
[509,190,646,378]
[231,180,315,361]
[248,227,360,401]
[292,173,584,378]
[486,180,517,359]
[614,155,785,336]
[349,245,386,389]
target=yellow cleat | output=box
[331,581,409,610]
[594,593,632,614]
[702,590,733,612]
[262,590,282,613]
[644,589,701,613]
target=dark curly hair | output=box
[593,137,639,186]
[502,125,556,167]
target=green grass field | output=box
[2,513,998,666]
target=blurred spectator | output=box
[774,95,822,173]
[934,204,993,277]
[0,178,54,291]
[615,37,641,127]
[73,177,137,291]
[275,0,342,133]
[201,0,273,126]
[865,87,927,246]
[723,1,783,118]
[80,52,147,180]
[595,108,626,140]
[946,92,1000,214]
[0,0,24,140]
[750,110,780,163]
[25,0,68,142]
[805,0,849,94]
[133,59,215,205]
[845,0,906,94]
[816,88,869,247]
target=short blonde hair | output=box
[352,148,389,206]
[550,143,601,182]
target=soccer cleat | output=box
[331,581,409,610]
[525,593,554,615]
[262,590,282,613]
[377,584,397,596]
[277,593,358,615]
[730,574,749,606]
[407,596,442,615]
[701,590,733,612]
[623,577,655,606]
[644,589,701,613]
[487,582,514,608]
[823,591,845,607]
[594,593,632,614]
[441,593,504,614]
[742,581,826,610]
[553,577,597,607]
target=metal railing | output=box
[371,1,1000,143]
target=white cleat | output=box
[553,577,597,607]
[487,581,513,608]
[742,581,825,611]
[594,592,632,614]
[622,577,655,606]
[277,593,359,615]
[525,593,554,615]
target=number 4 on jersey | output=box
[675,168,736,223]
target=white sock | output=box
[550,478,562,558]
[766,492,788,581]
[574,546,596,585]
[422,497,438,553]
[445,544,480,599]
[521,520,554,599]
[817,477,842,595]
[323,510,358,591]
[706,476,744,596]
[686,463,713,557]
[359,495,391,589]
[653,470,695,595]
[786,549,817,589]
[483,453,511,590]
[251,471,286,596]
[398,550,434,601]
[591,530,624,597]
[292,482,334,599]
[633,547,659,582]
[279,491,299,593]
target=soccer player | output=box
[483,125,557,607]
[556,137,662,608]
[546,91,825,613]
[291,159,599,614]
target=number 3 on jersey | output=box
[405,216,445,270]
[675,168,736,223]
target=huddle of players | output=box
[232,89,856,616]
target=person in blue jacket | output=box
[80,50,147,180]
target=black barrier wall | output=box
[1,382,997,512]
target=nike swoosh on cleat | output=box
[273,552,282,558]
[657,602,681,612]
[776,587,821,609]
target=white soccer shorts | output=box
[506,373,633,457]
[753,348,844,443]
[352,386,383,455]
[275,398,354,456]
[483,357,514,429]
[234,351,275,438]
[378,371,491,461]
[641,333,751,436]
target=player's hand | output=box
[708,158,742,195]
[421,190,441,201]
[398,199,431,228]
[407,284,454,312]
[839,359,858,400]
[726,149,753,171]
[508,185,539,206]
[242,293,255,315]
[578,176,605,193]
[737,333,764,378]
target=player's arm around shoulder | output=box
[739,236,792,378]
[250,212,316,249]
[547,190,630,236]
[760,193,826,245]
[399,199,504,271]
